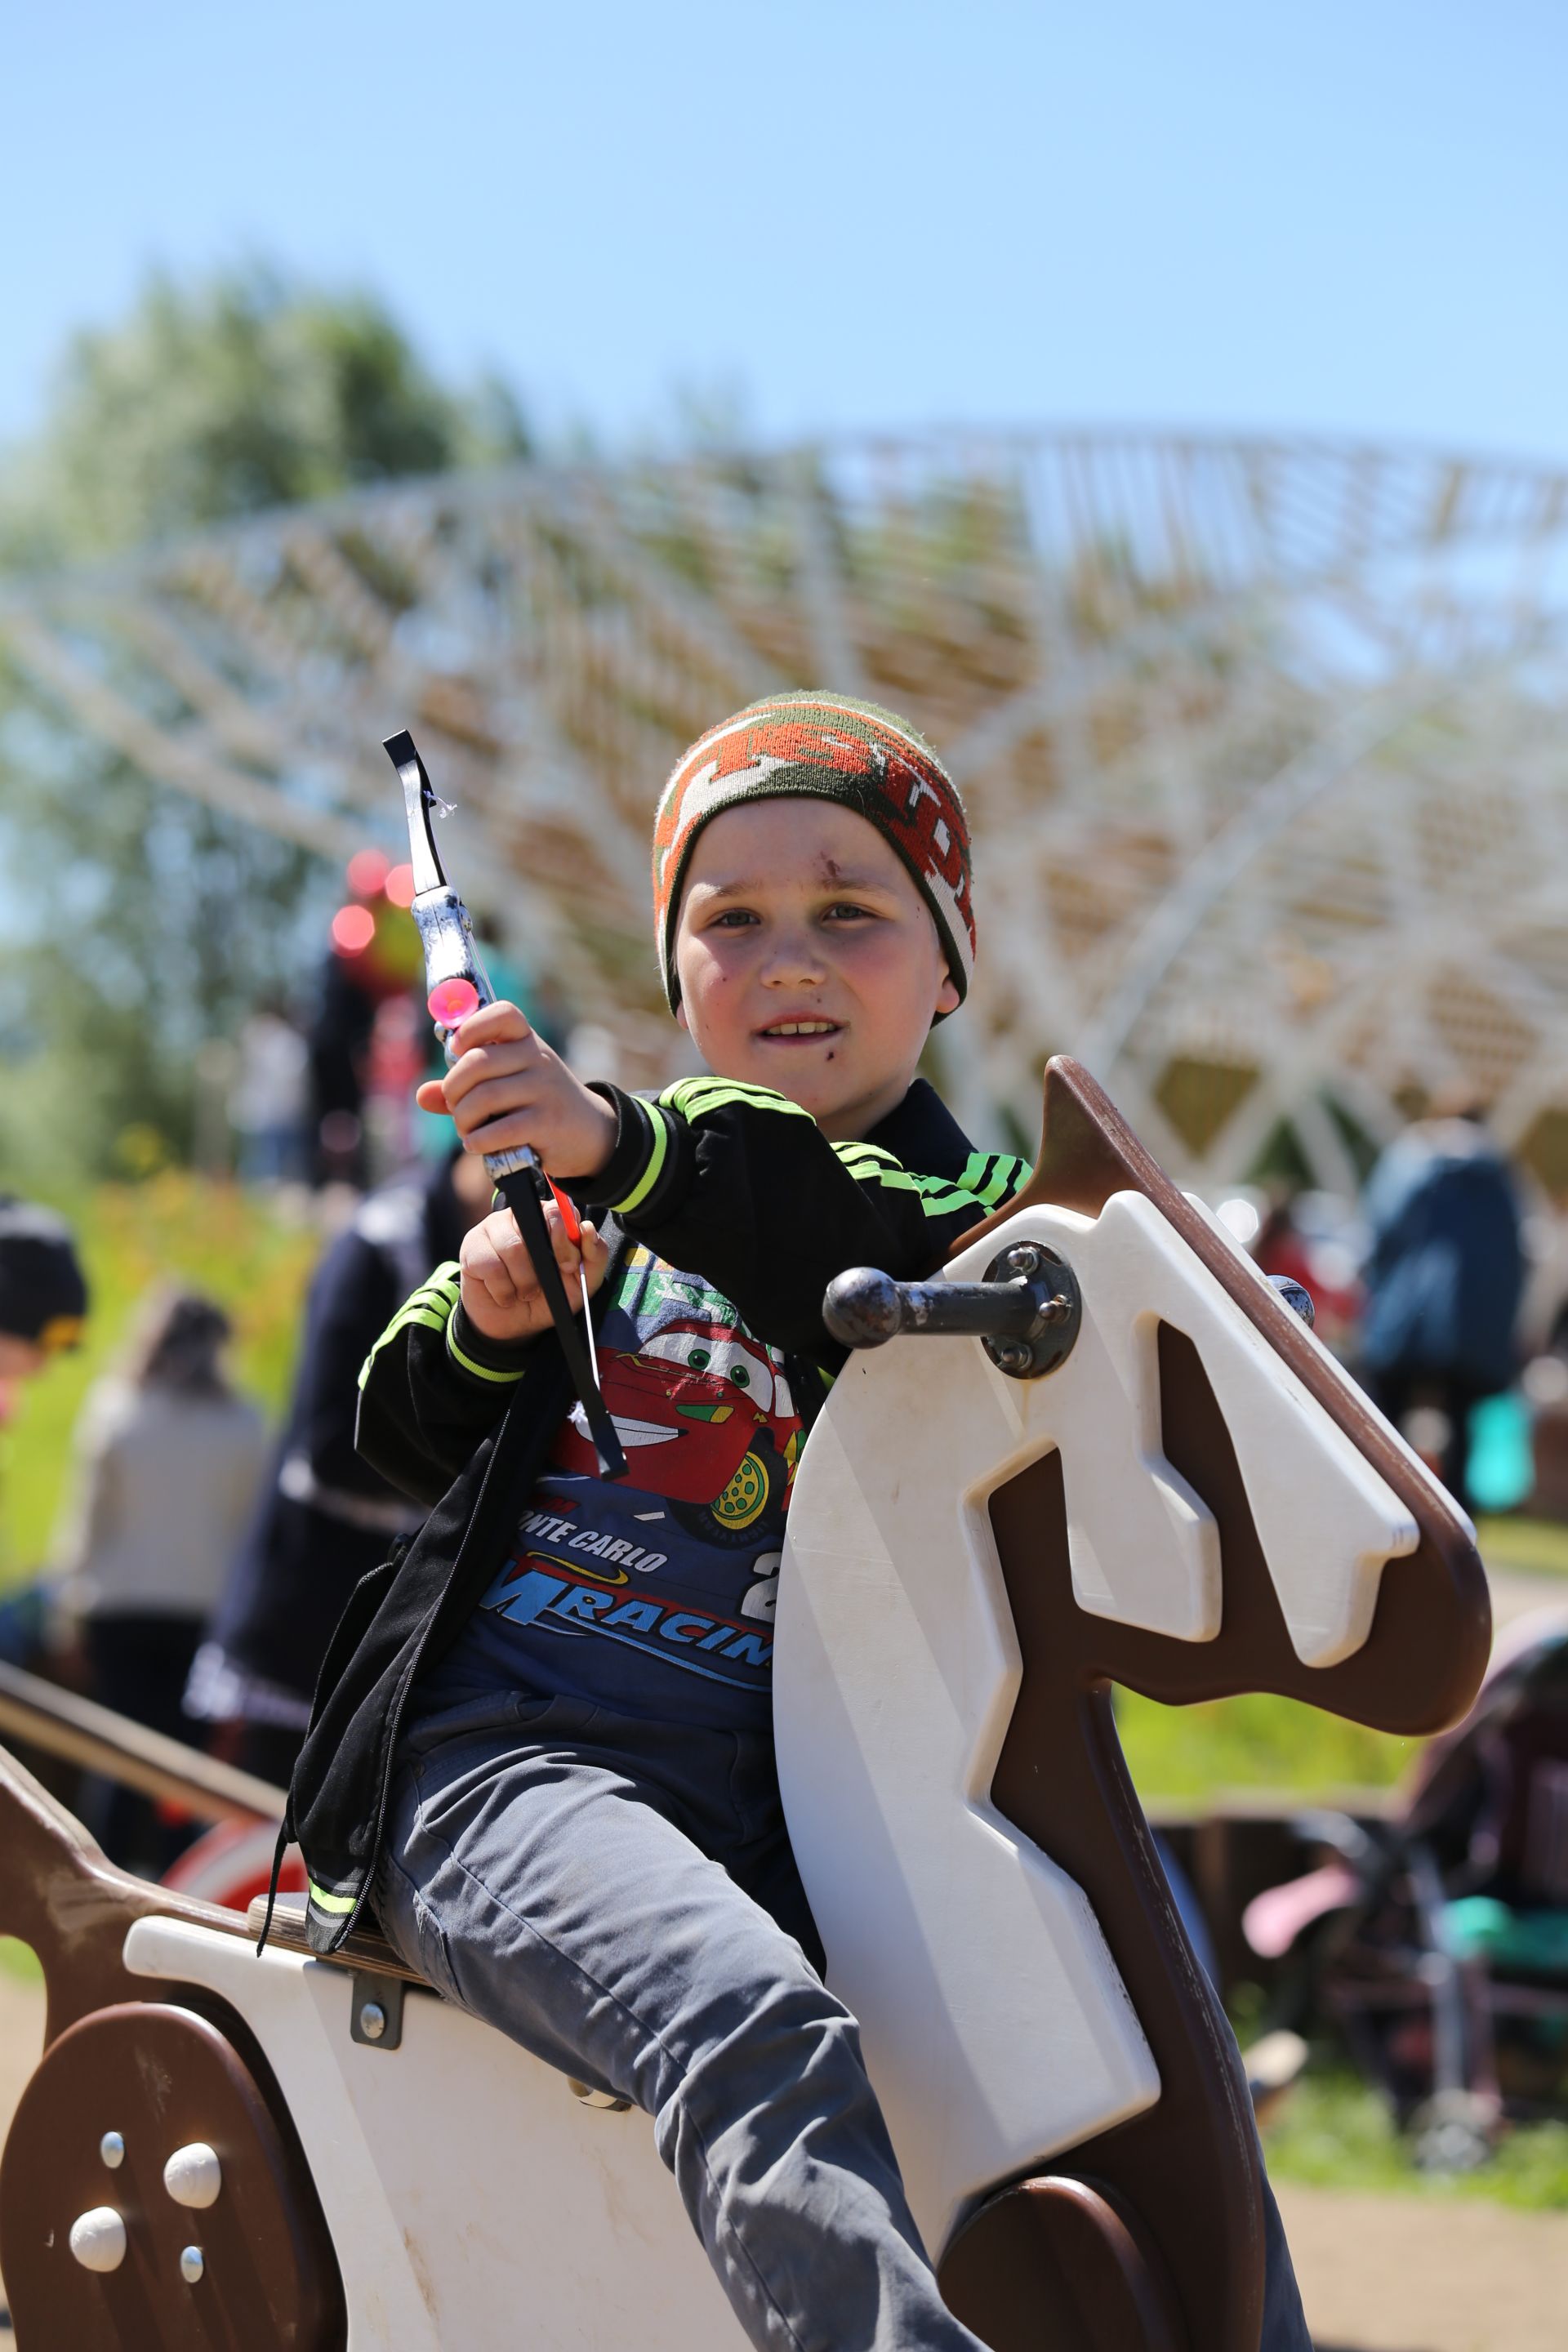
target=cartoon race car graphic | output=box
[556,1320,800,1544]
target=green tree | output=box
[0,264,528,1179]
[3,261,528,562]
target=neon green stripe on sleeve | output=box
[403,1283,459,1319]
[358,1304,452,1389]
[382,1271,460,1326]
[868,1168,993,1219]
[661,1077,813,1123]
[913,1192,990,1220]
[956,1152,1031,1209]
[664,1076,790,1107]
[835,1141,902,1173]
[401,1260,461,1306]
[385,1303,452,1343]
[611,1099,670,1214]
[447,1321,528,1384]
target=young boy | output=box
[287,693,1308,2351]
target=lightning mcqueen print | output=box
[455,1250,807,1726]
[556,1317,800,1535]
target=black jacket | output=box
[285,1076,1027,1953]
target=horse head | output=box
[774,1056,1488,2352]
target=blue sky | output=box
[5,0,1567,461]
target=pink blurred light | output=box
[385,862,416,909]
[332,904,377,956]
[347,848,390,898]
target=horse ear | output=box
[947,1056,1153,1250]
[953,1056,1476,1548]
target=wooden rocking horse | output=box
[0,1061,1487,2352]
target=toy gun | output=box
[385,730,628,1480]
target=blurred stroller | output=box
[1244,1606,1568,2169]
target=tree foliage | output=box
[0,264,529,1178]
[3,261,527,562]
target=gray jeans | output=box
[373,1689,1310,2352]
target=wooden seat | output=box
[246,1894,431,1987]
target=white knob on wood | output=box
[69,2206,127,2272]
[163,2142,222,2209]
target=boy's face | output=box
[673,798,960,1139]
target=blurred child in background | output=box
[0,1195,87,1432]
[0,1195,88,1663]
[52,1287,266,1871]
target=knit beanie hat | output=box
[652,692,975,1013]
[0,1196,87,1351]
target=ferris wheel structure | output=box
[7,426,1568,1191]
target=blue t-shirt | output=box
[427,1245,804,1731]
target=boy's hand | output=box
[460,1199,611,1344]
[416,1000,618,1180]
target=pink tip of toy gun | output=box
[429,976,482,1028]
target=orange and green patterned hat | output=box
[652,692,975,1012]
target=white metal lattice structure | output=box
[6,430,1568,1185]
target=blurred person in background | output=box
[0,1194,87,1428]
[309,850,424,1189]
[363,991,428,1174]
[308,946,380,1190]
[1359,1087,1524,1516]
[229,996,309,1186]
[51,1288,267,1873]
[0,1196,89,1662]
[187,1144,494,1785]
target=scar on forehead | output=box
[696,857,888,898]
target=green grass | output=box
[0,1175,318,1580]
[1119,1688,1415,1802]
[0,1939,42,1987]
[1475,1515,1568,1579]
[1116,1517,1568,1806]
[1261,2066,1568,2211]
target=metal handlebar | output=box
[823,1239,1082,1379]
